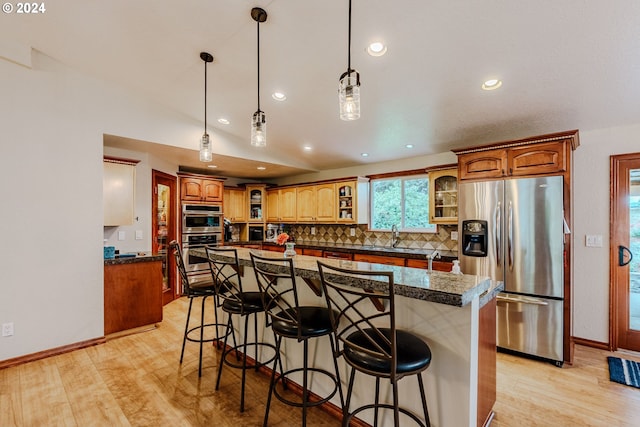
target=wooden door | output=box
[279,188,297,222]
[180,178,203,201]
[296,186,316,221]
[152,170,177,305]
[458,149,507,181]
[611,153,640,351]
[202,179,223,202]
[225,188,246,221]
[266,189,280,222]
[315,183,336,222]
[509,140,567,177]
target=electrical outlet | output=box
[118,231,126,241]
[451,231,458,241]
[2,322,14,337]
[135,230,143,240]
[350,228,356,237]
[311,226,316,235]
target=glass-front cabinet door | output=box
[152,170,177,305]
[246,185,265,223]
[429,168,458,224]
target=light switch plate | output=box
[135,230,143,240]
[451,231,458,241]
[585,235,603,247]
[350,228,356,237]
[118,231,126,241]
[311,227,316,235]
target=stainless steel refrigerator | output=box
[458,175,565,365]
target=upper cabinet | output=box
[178,173,223,203]
[246,184,266,223]
[296,183,336,222]
[103,157,138,226]
[429,168,458,224]
[336,182,356,223]
[223,187,246,222]
[266,187,296,223]
[454,132,578,182]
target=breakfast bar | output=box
[191,246,499,427]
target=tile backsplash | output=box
[285,224,459,252]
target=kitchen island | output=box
[191,247,500,427]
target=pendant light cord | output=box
[257,18,261,112]
[204,59,207,132]
[347,0,352,76]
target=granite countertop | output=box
[238,241,458,262]
[191,247,490,307]
[104,252,164,266]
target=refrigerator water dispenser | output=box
[461,220,488,257]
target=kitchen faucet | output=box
[391,224,400,248]
[427,249,441,272]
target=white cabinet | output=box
[103,159,137,226]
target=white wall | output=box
[572,125,640,343]
[0,50,212,361]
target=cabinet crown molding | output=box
[451,130,579,155]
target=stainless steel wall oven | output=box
[181,203,222,275]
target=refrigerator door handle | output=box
[507,201,513,271]
[495,201,501,266]
[497,294,549,306]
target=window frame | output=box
[369,172,437,233]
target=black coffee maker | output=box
[223,218,233,242]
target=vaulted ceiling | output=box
[4,1,640,178]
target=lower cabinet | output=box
[406,258,453,272]
[353,253,405,266]
[104,259,163,336]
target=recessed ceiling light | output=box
[257,166,266,170]
[217,118,230,125]
[303,145,313,152]
[367,42,387,57]
[482,79,502,91]
[405,144,414,149]
[361,153,369,157]
[272,92,287,101]
[207,165,218,168]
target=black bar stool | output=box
[205,246,277,412]
[250,252,344,427]
[170,240,230,377]
[317,261,432,427]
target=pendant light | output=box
[251,7,268,147]
[338,0,360,121]
[199,51,213,162]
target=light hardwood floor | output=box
[2,297,640,427]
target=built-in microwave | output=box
[182,203,223,234]
[249,226,264,241]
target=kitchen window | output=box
[370,174,436,232]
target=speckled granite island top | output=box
[190,247,493,307]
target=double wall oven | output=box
[181,203,222,276]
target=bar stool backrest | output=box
[316,261,398,377]
[250,252,303,339]
[169,240,195,297]
[205,246,246,310]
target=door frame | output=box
[609,152,640,350]
[152,170,178,305]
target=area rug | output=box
[607,356,640,389]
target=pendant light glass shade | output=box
[199,133,212,162]
[251,110,266,147]
[339,70,360,121]
[199,51,214,162]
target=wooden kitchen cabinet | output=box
[353,253,405,266]
[296,183,336,222]
[406,258,453,272]
[455,133,574,182]
[336,182,357,223]
[179,174,223,202]
[429,168,458,224]
[104,259,163,335]
[246,185,266,223]
[323,251,353,260]
[224,187,246,222]
[266,187,296,222]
